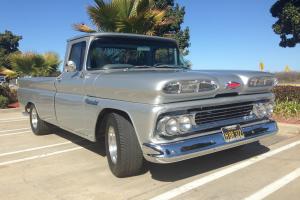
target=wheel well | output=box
[95,108,132,141]
[25,102,34,113]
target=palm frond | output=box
[75,0,170,35]
[73,23,96,33]
[94,0,105,8]
[136,0,151,15]
[87,2,119,32]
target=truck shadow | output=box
[51,128,106,157]
[51,127,269,182]
[146,143,269,182]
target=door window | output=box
[69,42,86,71]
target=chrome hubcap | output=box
[31,108,38,129]
[108,126,118,164]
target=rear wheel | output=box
[105,113,144,177]
[29,105,52,135]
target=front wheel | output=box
[29,105,52,135]
[105,113,144,177]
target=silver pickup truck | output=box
[18,33,278,177]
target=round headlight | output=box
[253,103,267,118]
[265,102,274,117]
[165,118,179,135]
[178,116,192,132]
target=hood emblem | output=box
[226,81,241,89]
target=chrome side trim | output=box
[143,121,278,163]
[85,98,99,106]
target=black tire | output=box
[105,113,144,177]
[29,105,52,135]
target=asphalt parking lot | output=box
[1,109,300,200]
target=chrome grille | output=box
[194,102,254,125]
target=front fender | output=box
[84,97,161,145]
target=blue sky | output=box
[0,0,299,72]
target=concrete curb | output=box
[278,122,300,135]
[0,108,21,114]
[278,122,300,128]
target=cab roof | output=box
[67,32,177,44]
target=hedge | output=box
[0,85,18,103]
[0,95,9,108]
[272,85,300,102]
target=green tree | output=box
[74,0,190,55]
[270,0,300,47]
[10,52,61,77]
[0,30,22,69]
[153,0,190,55]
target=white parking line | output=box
[244,167,300,200]
[0,147,83,166]
[0,128,30,133]
[0,117,27,121]
[150,140,300,200]
[0,118,28,123]
[0,141,72,157]
[0,130,32,137]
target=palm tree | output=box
[74,0,170,35]
[10,52,61,77]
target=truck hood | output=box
[89,69,275,104]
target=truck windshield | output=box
[87,38,185,70]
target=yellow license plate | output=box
[221,125,244,142]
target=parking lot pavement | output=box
[0,109,300,200]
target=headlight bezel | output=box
[156,114,195,137]
[252,101,275,119]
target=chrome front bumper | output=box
[143,120,278,163]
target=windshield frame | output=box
[86,37,184,71]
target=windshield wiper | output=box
[101,64,135,70]
[131,64,189,69]
[153,64,188,69]
[132,65,153,68]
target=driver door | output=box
[55,40,87,134]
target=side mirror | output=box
[65,61,77,72]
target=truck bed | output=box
[18,77,57,124]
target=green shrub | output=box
[8,88,18,103]
[272,86,300,102]
[0,85,18,103]
[274,100,300,118]
[0,95,9,108]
